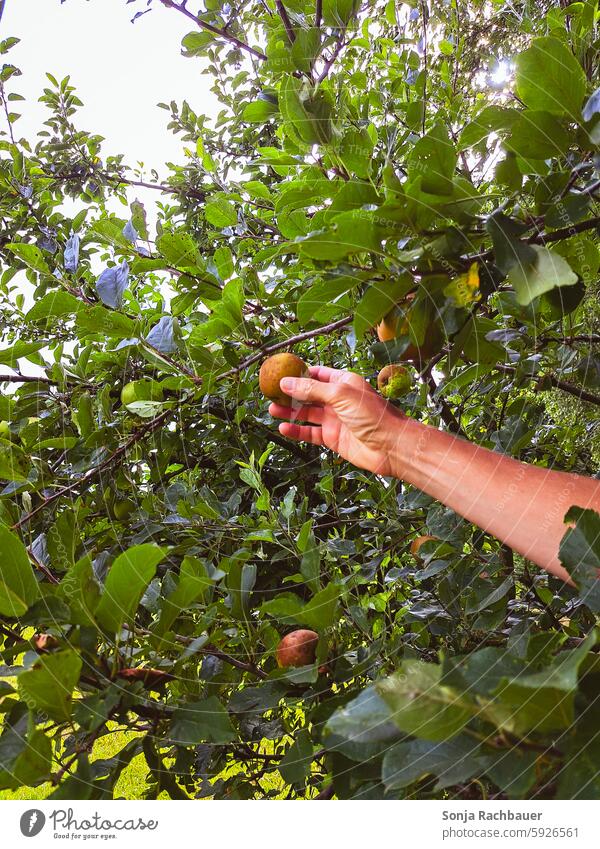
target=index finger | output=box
[308,365,345,383]
[309,365,368,391]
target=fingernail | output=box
[280,377,297,390]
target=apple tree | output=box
[0,0,599,799]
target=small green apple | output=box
[121,379,164,417]
[377,364,413,399]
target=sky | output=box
[2,0,220,176]
[1,0,223,370]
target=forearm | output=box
[389,416,600,582]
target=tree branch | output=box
[135,627,267,679]
[159,0,267,61]
[497,364,600,408]
[218,315,353,380]
[275,0,296,43]
[12,409,171,531]
[315,0,322,28]
[315,39,349,83]
[0,372,55,385]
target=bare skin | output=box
[270,366,600,584]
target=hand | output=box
[268,365,406,477]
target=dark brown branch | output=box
[105,173,206,201]
[159,0,267,61]
[497,364,600,408]
[315,39,349,84]
[0,372,55,385]
[315,0,322,27]
[529,215,600,245]
[275,0,296,43]
[421,368,467,437]
[218,315,353,379]
[12,409,171,531]
[135,627,267,679]
[314,783,334,799]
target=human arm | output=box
[270,366,600,583]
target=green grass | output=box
[0,727,154,801]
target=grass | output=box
[0,727,154,801]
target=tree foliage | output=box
[0,0,599,799]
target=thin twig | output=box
[159,0,267,61]
[315,39,349,83]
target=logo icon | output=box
[20,810,46,837]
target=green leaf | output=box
[488,631,598,735]
[169,697,236,744]
[18,650,82,722]
[559,507,600,611]
[205,196,238,228]
[494,152,522,192]
[407,122,457,196]
[322,0,359,28]
[459,106,519,149]
[278,729,314,784]
[0,581,27,618]
[376,661,473,742]
[0,340,45,367]
[291,28,321,75]
[507,245,578,306]
[261,592,304,624]
[6,243,51,274]
[337,127,374,179]
[213,246,234,280]
[383,736,484,791]
[324,686,401,744]
[156,556,211,635]
[57,555,101,627]
[486,211,537,276]
[558,717,600,799]
[0,723,52,790]
[297,277,356,325]
[88,218,130,249]
[353,272,413,337]
[481,747,538,798]
[0,436,30,473]
[156,230,201,267]
[297,583,340,631]
[95,544,166,633]
[130,199,149,240]
[228,559,256,620]
[279,76,316,147]
[515,36,586,119]
[242,98,278,123]
[25,292,89,326]
[0,525,39,614]
[506,110,571,159]
[181,31,214,57]
[76,305,138,339]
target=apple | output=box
[410,534,438,562]
[377,364,413,398]
[121,379,164,406]
[259,352,308,406]
[376,297,443,364]
[276,629,319,667]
